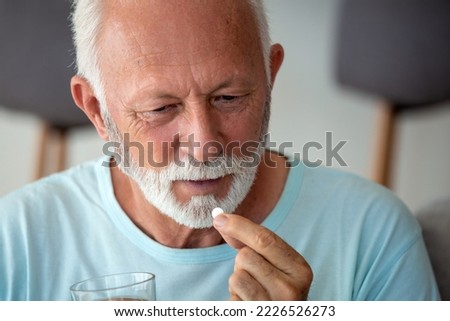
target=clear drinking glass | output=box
[70,272,156,301]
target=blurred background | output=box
[1,0,450,214]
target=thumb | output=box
[213,214,246,249]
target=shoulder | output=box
[283,164,439,300]
[0,158,106,221]
[301,165,410,210]
[298,164,419,237]
[301,164,391,198]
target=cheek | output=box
[221,112,265,159]
[126,122,180,167]
[224,106,265,140]
[224,119,259,141]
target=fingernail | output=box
[213,214,228,228]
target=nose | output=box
[178,104,224,163]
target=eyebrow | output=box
[128,77,257,107]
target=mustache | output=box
[133,154,255,181]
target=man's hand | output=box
[213,213,313,301]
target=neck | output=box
[111,150,289,248]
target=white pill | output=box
[211,207,224,218]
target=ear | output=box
[269,43,284,86]
[71,75,109,141]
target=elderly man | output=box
[0,0,440,300]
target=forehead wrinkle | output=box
[100,0,258,66]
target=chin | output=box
[157,195,218,229]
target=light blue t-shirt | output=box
[0,157,440,300]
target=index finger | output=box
[213,213,306,275]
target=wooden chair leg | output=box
[371,101,397,188]
[56,128,68,173]
[35,122,51,180]
[34,123,68,180]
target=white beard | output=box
[118,154,259,229]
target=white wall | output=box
[1,0,450,213]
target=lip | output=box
[178,177,224,195]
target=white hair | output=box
[70,0,272,109]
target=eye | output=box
[215,95,238,103]
[151,104,179,113]
[138,104,180,122]
[152,105,169,112]
[212,94,249,110]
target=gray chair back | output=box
[0,0,89,129]
[335,0,450,109]
[416,198,450,300]
[334,0,450,187]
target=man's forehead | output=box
[99,0,259,70]
[101,0,255,39]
